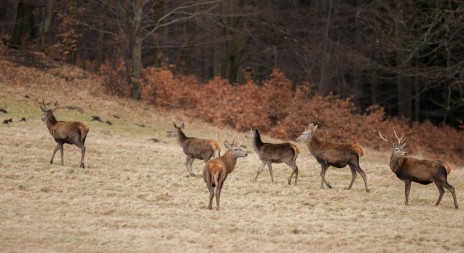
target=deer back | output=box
[394,157,450,184]
[259,143,299,163]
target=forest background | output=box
[1,0,463,164]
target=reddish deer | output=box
[379,130,458,208]
[296,123,369,192]
[40,101,89,168]
[203,135,248,210]
[167,122,221,176]
[245,128,300,185]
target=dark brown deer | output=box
[40,101,89,168]
[203,135,248,210]
[296,123,369,192]
[379,130,458,208]
[167,122,221,176]
[245,128,300,185]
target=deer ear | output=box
[224,142,231,149]
[40,106,46,112]
[179,123,185,129]
[172,121,177,128]
[313,125,318,131]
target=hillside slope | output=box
[1,47,464,253]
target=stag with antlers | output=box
[203,134,248,210]
[40,101,89,168]
[379,130,458,208]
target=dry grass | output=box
[1,76,464,253]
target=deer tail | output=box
[290,144,300,162]
[441,161,452,175]
[80,124,89,143]
[211,141,221,158]
[351,144,364,157]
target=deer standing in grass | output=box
[40,101,89,168]
[245,128,300,185]
[203,135,248,210]
[379,130,458,208]
[167,122,221,176]
[296,123,369,192]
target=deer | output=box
[40,101,89,168]
[245,128,300,185]
[296,123,369,192]
[203,134,248,210]
[167,122,221,177]
[378,130,458,208]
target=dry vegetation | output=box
[1,47,464,252]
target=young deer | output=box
[40,101,89,168]
[296,123,369,192]
[245,128,300,185]
[203,135,248,210]
[379,130,458,208]
[167,122,221,176]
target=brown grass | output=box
[1,48,464,253]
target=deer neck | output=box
[307,135,321,153]
[389,154,405,174]
[222,151,238,174]
[251,131,264,152]
[45,115,58,133]
[176,129,188,146]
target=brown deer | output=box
[167,122,221,176]
[296,123,369,192]
[40,101,89,168]
[245,128,300,185]
[203,135,248,210]
[379,130,458,208]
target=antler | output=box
[378,130,394,145]
[218,133,238,147]
[393,130,405,145]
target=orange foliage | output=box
[106,66,464,165]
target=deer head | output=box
[40,101,59,122]
[166,121,185,137]
[296,123,318,142]
[220,133,247,157]
[378,130,407,157]
[244,127,256,140]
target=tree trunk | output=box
[130,0,144,99]
[39,0,55,51]
[11,2,36,48]
[394,0,412,120]
[318,0,334,96]
[93,16,105,72]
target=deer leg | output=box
[50,144,60,164]
[78,144,86,168]
[208,185,214,210]
[442,181,458,209]
[185,156,193,176]
[267,163,275,183]
[355,165,369,192]
[346,165,357,190]
[215,182,222,211]
[59,143,64,166]
[254,161,266,183]
[433,181,445,207]
[188,158,196,176]
[286,162,298,185]
[320,164,331,189]
[404,180,411,206]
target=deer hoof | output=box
[80,163,85,168]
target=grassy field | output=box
[1,72,464,253]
